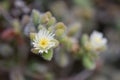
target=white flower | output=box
[32,29,56,53]
[90,31,107,52]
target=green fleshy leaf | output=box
[81,34,89,46]
[41,49,53,61]
[32,9,41,27]
[83,56,96,70]
[55,52,69,67]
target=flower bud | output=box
[38,25,45,30]
[55,29,65,37]
[30,33,36,41]
[46,17,56,27]
[81,34,92,51]
[45,11,52,19]
[31,48,39,54]
[48,27,54,33]
[55,22,66,31]
[67,23,81,36]
[51,39,59,48]
[40,14,49,24]
[61,37,72,50]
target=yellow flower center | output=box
[95,37,101,43]
[39,38,49,48]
